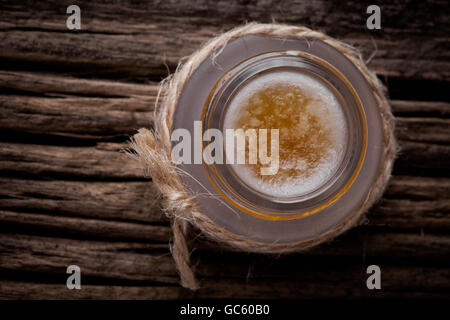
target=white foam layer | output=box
[223,71,348,198]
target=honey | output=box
[224,71,347,197]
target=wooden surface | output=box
[0,0,449,299]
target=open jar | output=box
[171,34,387,245]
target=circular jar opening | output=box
[223,70,348,199]
[203,51,366,218]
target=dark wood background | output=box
[0,0,449,299]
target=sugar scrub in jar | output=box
[134,24,395,253]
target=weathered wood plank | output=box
[0,210,170,242]
[0,234,177,284]
[395,118,450,144]
[371,178,450,230]
[0,233,449,285]
[0,71,157,98]
[1,0,448,38]
[0,95,153,139]
[1,71,449,143]
[0,1,448,81]
[1,71,448,115]
[0,175,449,230]
[1,96,450,143]
[0,175,448,245]
[195,250,450,289]
[370,199,450,229]
[395,141,450,175]
[194,279,450,300]
[195,230,450,262]
[0,281,186,300]
[391,100,450,117]
[1,278,449,300]
[0,178,165,223]
[0,142,143,180]
[0,231,449,299]
[385,176,450,201]
[0,71,156,139]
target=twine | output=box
[129,23,396,290]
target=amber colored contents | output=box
[234,82,332,181]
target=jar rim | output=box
[202,50,367,220]
[171,34,384,244]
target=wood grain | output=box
[0,173,449,228]
[0,178,165,223]
[2,280,450,300]
[0,0,449,300]
[1,231,449,277]
[0,1,448,81]
[0,233,449,299]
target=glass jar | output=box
[172,35,384,244]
